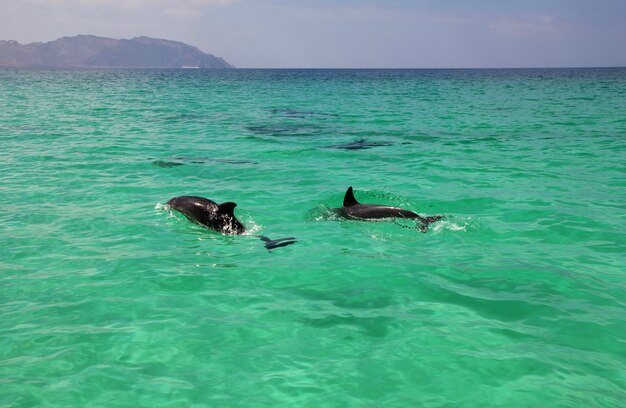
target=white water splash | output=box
[431,219,469,233]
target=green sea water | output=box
[1,68,625,407]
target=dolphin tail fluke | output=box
[343,186,359,207]
[256,236,298,251]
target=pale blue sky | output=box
[1,0,625,68]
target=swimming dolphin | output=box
[167,195,245,234]
[153,156,257,168]
[166,195,297,250]
[339,187,442,232]
[323,139,394,150]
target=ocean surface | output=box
[1,68,625,407]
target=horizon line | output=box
[1,66,625,70]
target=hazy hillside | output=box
[0,35,234,68]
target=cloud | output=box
[163,7,204,19]
[488,15,557,36]
[27,0,235,5]
[265,3,407,22]
[265,3,559,36]
[25,0,236,13]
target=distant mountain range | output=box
[0,35,234,68]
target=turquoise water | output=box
[1,68,625,407]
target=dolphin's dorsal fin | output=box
[343,186,359,207]
[217,201,237,216]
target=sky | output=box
[1,0,625,68]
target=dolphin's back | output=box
[166,195,245,234]
[167,196,219,224]
[342,204,419,220]
[167,196,219,210]
[339,186,442,231]
[341,187,419,219]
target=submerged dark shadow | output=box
[323,139,395,150]
[267,108,339,118]
[245,124,321,138]
[152,156,257,167]
[153,160,185,168]
[302,314,392,338]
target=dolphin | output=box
[166,195,297,250]
[339,187,442,232]
[153,157,257,168]
[167,195,245,234]
[323,139,394,150]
